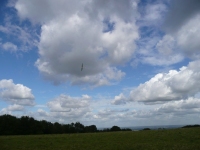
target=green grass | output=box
[1,128,200,150]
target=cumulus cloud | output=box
[0,79,35,105]
[0,104,25,115]
[119,98,200,124]
[134,0,185,66]
[48,94,90,112]
[86,0,139,21]
[15,0,81,23]
[111,93,127,105]
[4,0,200,126]
[93,108,129,121]
[156,97,200,115]
[15,0,139,86]
[32,94,134,124]
[44,94,91,122]
[26,94,92,123]
[115,97,200,121]
[162,0,200,59]
[175,15,200,58]
[23,94,200,126]
[130,60,200,104]
[1,104,24,114]
[164,0,200,33]
[136,0,200,66]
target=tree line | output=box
[182,125,200,128]
[0,114,131,135]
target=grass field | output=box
[1,128,200,150]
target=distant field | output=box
[1,128,200,150]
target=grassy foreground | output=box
[1,128,200,150]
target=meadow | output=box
[1,127,200,150]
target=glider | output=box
[81,63,83,71]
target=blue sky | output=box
[1,0,200,128]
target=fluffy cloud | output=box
[163,0,200,59]
[130,60,200,103]
[123,98,200,124]
[27,94,92,123]
[15,0,81,23]
[111,93,127,105]
[48,94,90,112]
[136,0,200,66]
[0,79,34,105]
[16,0,138,23]
[176,15,200,58]
[134,1,184,66]
[156,98,200,115]
[44,94,91,122]
[1,104,24,114]
[164,0,200,33]
[18,94,200,126]
[33,94,134,125]
[15,0,139,86]
[93,108,129,121]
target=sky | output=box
[0,0,200,128]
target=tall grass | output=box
[1,128,200,150]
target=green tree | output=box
[75,122,85,133]
[0,114,19,135]
[110,126,121,132]
[85,125,97,133]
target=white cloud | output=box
[31,94,137,125]
[0,14,39,52]
[156,35,175,56]
[135,1,185,66]
[15,0,81,23]
[176,14,200,58]
[1,104,24,113]
[2,42,17,52]
[130,60,200,104]
[140,53,183,66]
[4,0,199,127]
[139,2,167,26]
[0,25,9,33]
[16,93,200,127]
[164,0,200,33]
[94,108,129,121]
[0,79,35,106]
[156,97,200,115]
[0,104,25,116]
[44,94,91,122]
[163,0,200,59]
[111,93,127,105]
[86,0,139,21]
[47,94,90,112]
[24,94,92,123]
[137,34,184,66]
[14,0,139,87]
[136,0,200,66]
